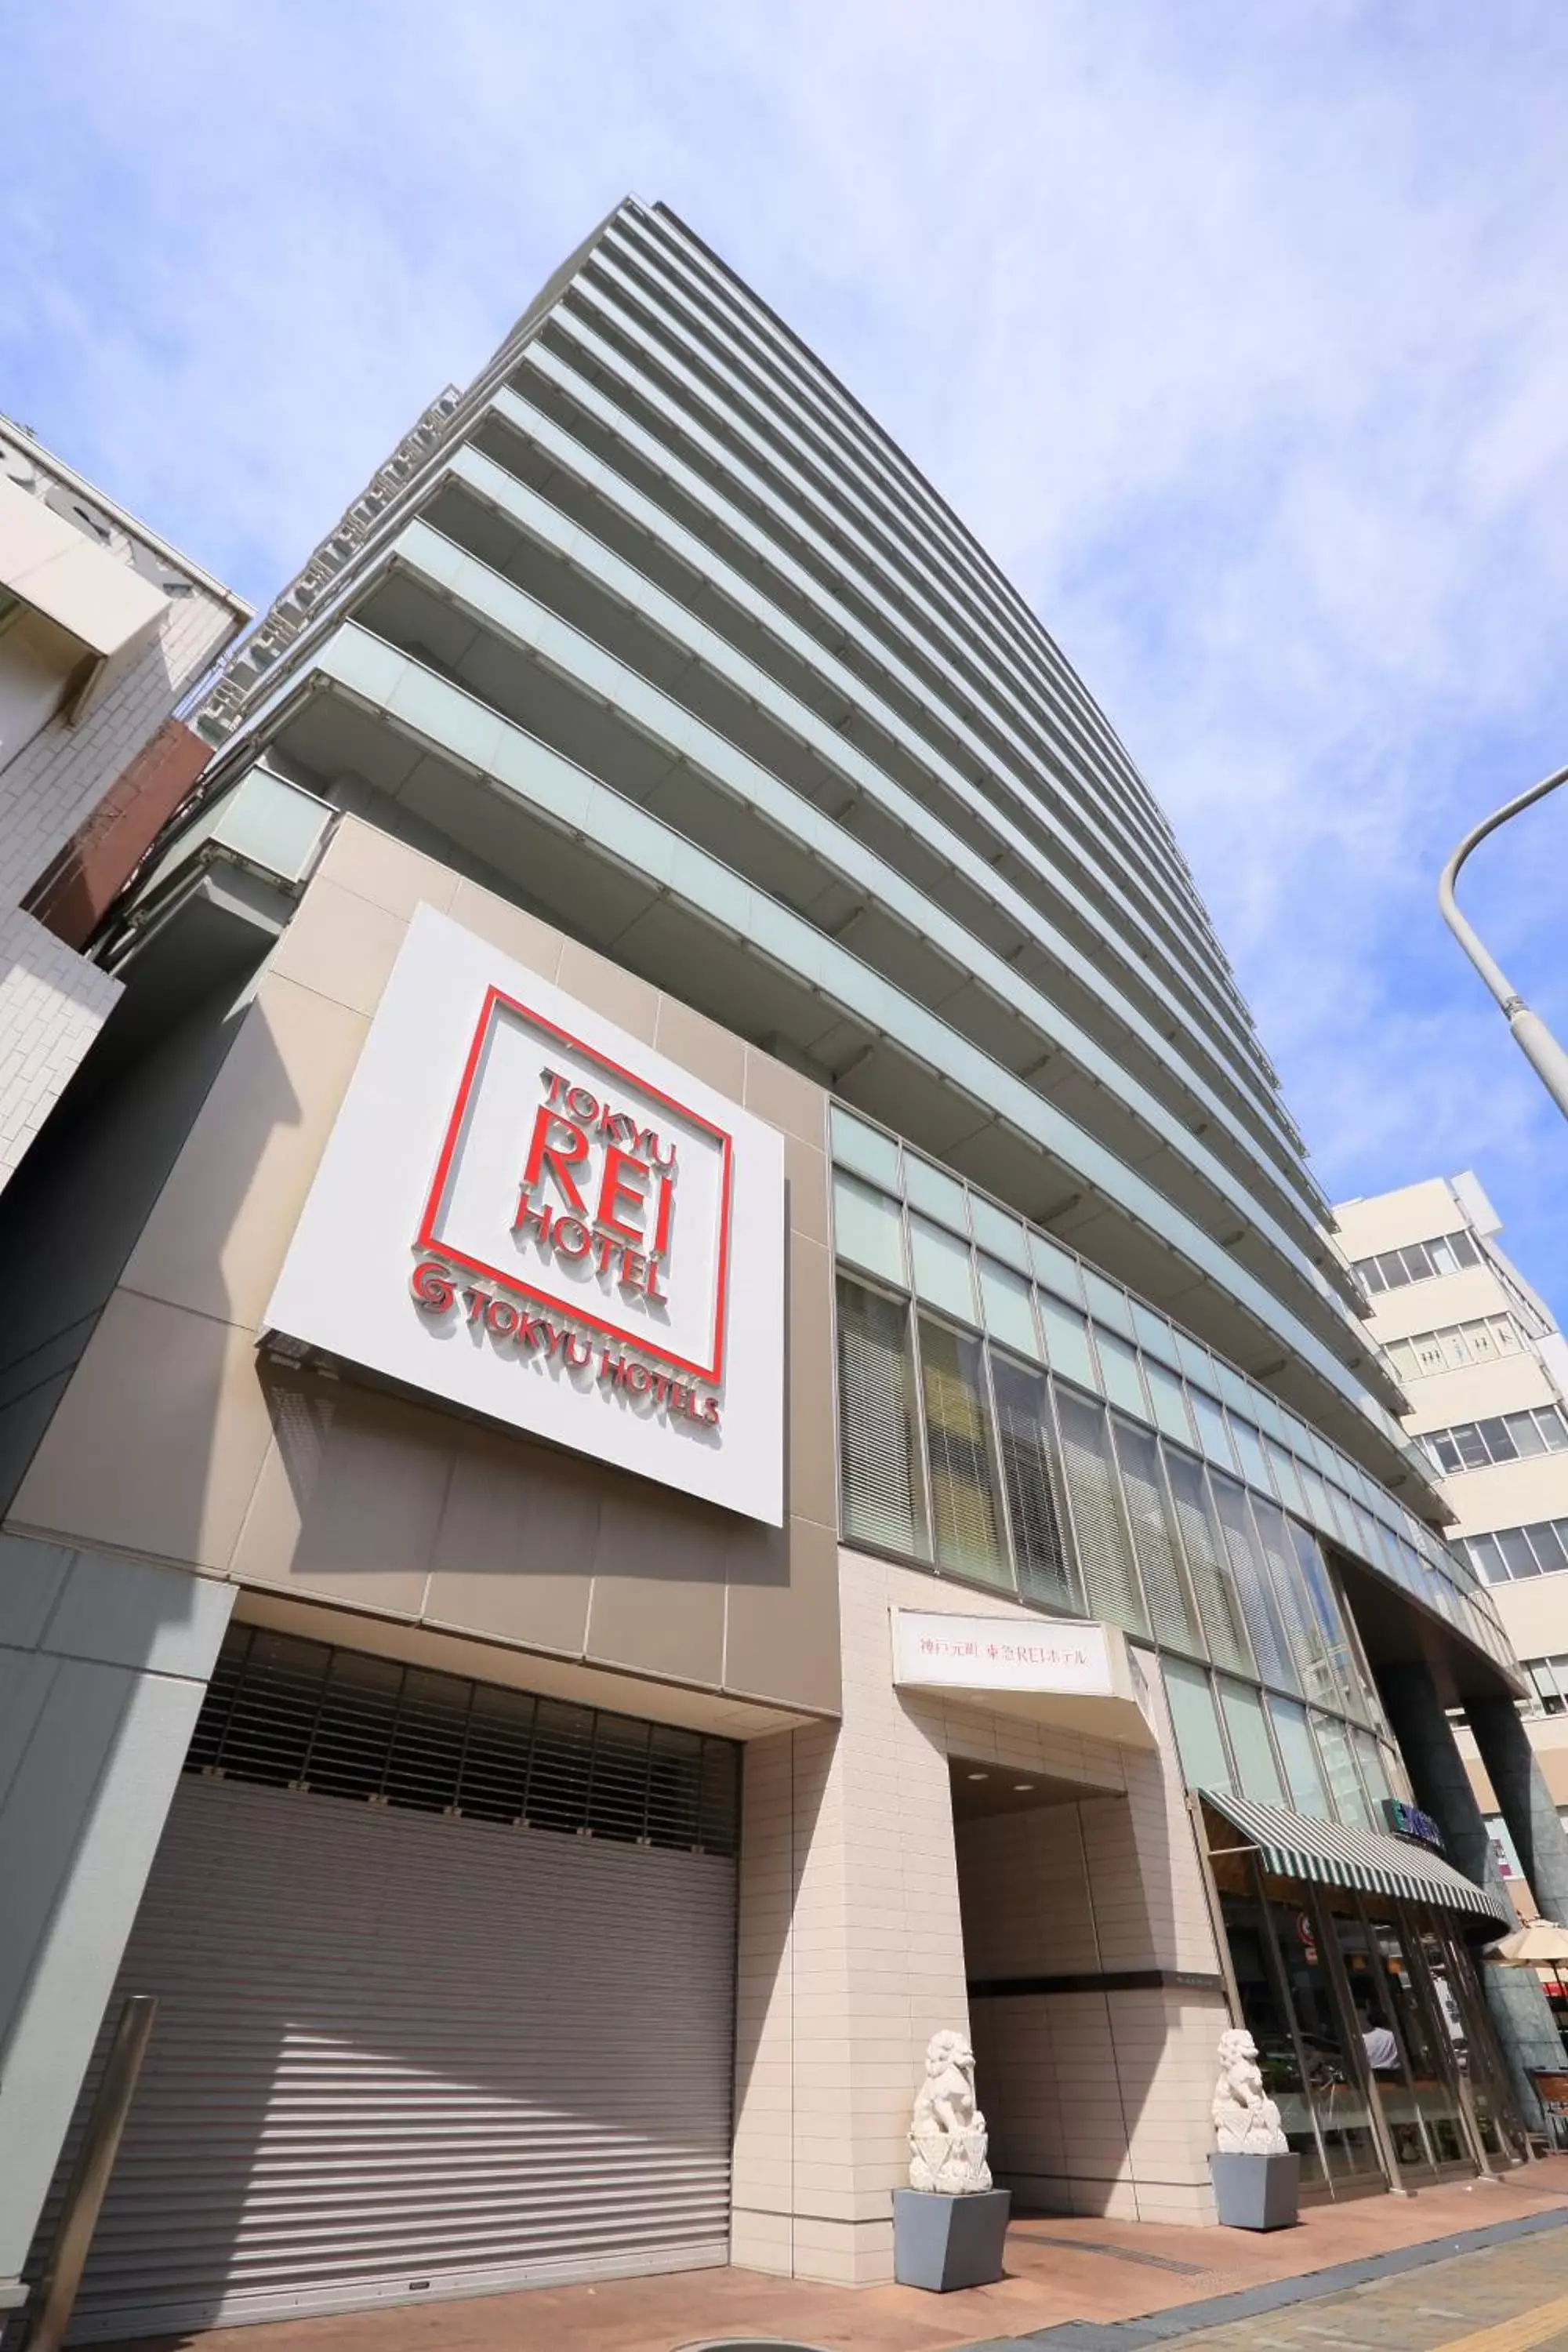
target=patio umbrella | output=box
[1486,1919,1568,1965]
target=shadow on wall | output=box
[956,1740,1223,2221]
[0,946,285,2296]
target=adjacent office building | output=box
[1338,1176,1568,1941]
[4,201,1566,2339]
[0,417,247,1192]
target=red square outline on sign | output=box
[416,985,735,1387]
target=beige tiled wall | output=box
[5,816,842,1721]
[730,1551,1225,2284]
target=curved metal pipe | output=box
[1438,761,1568,1121]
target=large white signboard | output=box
[263,904,786,1523]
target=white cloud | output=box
[4,0,1566,1301]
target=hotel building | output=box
[2,200,1564,2339]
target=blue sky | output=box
[5,1,1566,1313]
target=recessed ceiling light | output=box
[966,1771,989,1781]
[1013,1782,1034,1791]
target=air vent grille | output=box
[186,1625,741,1855]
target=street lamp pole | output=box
[1438,760,1568,1123]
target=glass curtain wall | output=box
[834,1261,1409,1842]
[829,1105,1511,1677]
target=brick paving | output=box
[106,2158,1568,2352]
[1139,2222,1568,2347]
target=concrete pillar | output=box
[0,1538,232,2314]
[1376,1660,1561,2128]
[1465,1694,1568,1928]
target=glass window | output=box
[1286,1519,1364,1720]
[1028,1229,1084,1304]
[1131,1301,1181,1366]
[978,1257,1040,1358]
[832,1169,907,1285]
[1250,1497,1332,1708]
[829,1105,899,1189]
[1191,1389,1239,1472]
[1163,1659,1231,1789]
[1113,1418,1203,1655]
[1265,1440,1308,1516]
[990,1354,1082,1614]
[1082,1268,1135,1339]
[916,1316,1011,1588]
[1163,1445,1255,1675]
[1532,1521,1568,1570]
[836,1275,928,1559]
[1231,1417,1272,1493]
[1313,1713,1372,1828]
[1145,1359,1196,1445]
[1095,1327,1148,1418]
[905,1156,971,1236]
[1212,1474,1300,1693]
[1175,1332,1218,1389]
[1269,1697,1332,1818]
[1040,1294,1098,1390]
[970,1194,1031,1272]
[1352,1730,1392,1814]
[1543,1413,1568,1454]
[1053,1385,1149,1636]
[1503,1411,1543,1460]
[1428,1237,1458,1276]
[1450,1229,1481,1267]
[1501,1528,1542,1579]
[909,1214,978,1323]
[1219,1679,1287,1806]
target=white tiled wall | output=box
[0,909,121,1185]
[0,517,239,1196]
[730,1552,1228,2284]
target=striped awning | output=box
[1200,1788,1509,1924]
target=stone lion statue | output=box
[1212,2026,1288,2155]
[909,2028,993,2194]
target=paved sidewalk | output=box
[1055,2216,1568,2349]
[113,2158,1568,2352]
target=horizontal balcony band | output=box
[243,621,1429,1499]
[365,512,1358,1364]
[539,293,1269,1085]
[504,348,1294,1156]
[436,432,1334,1254]
[575,251,1204,978]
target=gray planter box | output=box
[1210,2150,1300,2230]
[893,2186,1012,2289]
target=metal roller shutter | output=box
[48,1763,737,2340]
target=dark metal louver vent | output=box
[186,1626,741,1854]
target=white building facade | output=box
[0,419,246,1191]
[1337,1174,1568,1922]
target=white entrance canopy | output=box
[891,1608,1158,1748]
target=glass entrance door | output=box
[1333,1904,1471,2172]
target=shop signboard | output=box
[263,904,786,1523]
[1383,1797,1445,1852]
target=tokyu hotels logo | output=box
[263,906,784,1523]
[408,986,734,1428]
